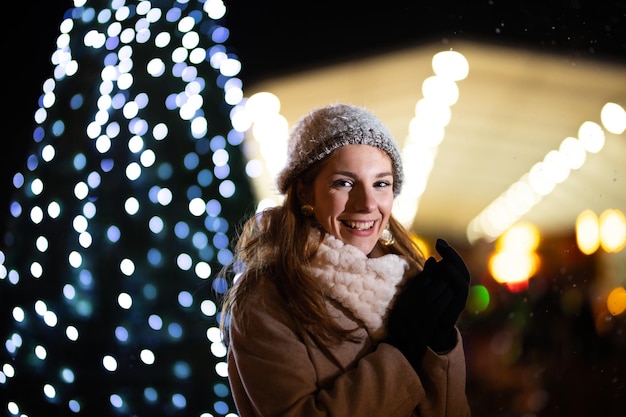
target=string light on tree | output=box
[0,1,254,416]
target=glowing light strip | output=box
[394,50,468,227]
[466,102,626,244]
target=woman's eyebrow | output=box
[331,170,393,178]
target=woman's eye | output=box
[333,179,353,187]
[375,181,391,188]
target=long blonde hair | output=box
[219,169,425,346]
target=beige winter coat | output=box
[227,235,471,417]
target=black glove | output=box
[428,238,471,352]
[385,256,455,368]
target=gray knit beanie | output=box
[276,103,404,196]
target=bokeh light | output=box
[0,1,253,415]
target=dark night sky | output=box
[4,1,625,233]
[222,1,626,84]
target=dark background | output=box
[224,1,626,84]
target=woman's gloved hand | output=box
[385,255,454,368]
[385,238,471,367]
[428,238,471,352]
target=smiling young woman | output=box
[219,103,472,417]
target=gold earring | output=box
[300,204,314,216]
[379,225,395,246]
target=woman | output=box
[220,103,471,416]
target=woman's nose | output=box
[351,186,377,212]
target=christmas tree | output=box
[1,1,255,415]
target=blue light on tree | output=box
[0,1,254,416]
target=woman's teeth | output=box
[342,220,374,230]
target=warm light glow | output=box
[489,250,539,286]
[467,114,609,244]
[394,50,468,227]
[489,223,541,291]
[607,287,626,316]
[599,209,626,252]
[576,209,625,254]
[576,210,600,255]
[496,222,540,252]
[431,50,469,80]
[421,78,459,107]
[558,136,586,169]
[246,91,281,116]
[411,235,431,258]
[578,121,605,153]
[243,91,289,207]
[601,102,626,135]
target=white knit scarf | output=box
[306,233,417,340]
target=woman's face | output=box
[305,144,395,257]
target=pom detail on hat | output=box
[276,103,404,196]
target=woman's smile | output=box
[341,220,376,230]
